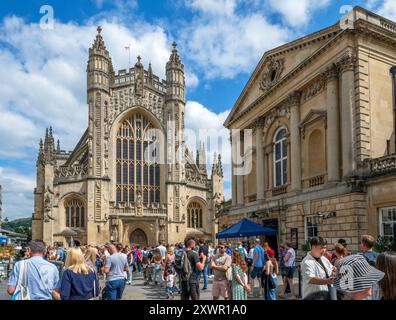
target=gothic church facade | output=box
[32,27,224,246]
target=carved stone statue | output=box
[136,191,143,208]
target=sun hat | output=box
[334,254,384,293]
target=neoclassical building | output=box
[32,27,224,246]
[221,7,396,253]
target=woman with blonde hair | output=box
[60,247,99,300]
[84,247,98,270]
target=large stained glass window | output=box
[187,201,203,229]
[116,113,160,204]
[65,198,85,228]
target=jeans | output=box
[197,263,209,289]
[128,265,134,283]
[264,276,277,300]
[106,279,126,300]
[152,263,163,284]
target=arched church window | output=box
[273,128,288,187]
[116,113,160,205]
[65,198,85,228]
[187,201,204,229]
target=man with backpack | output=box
[178,238,206,300]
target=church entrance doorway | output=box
[130,228,148,247]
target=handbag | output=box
[89,268,100,301]
[313,258,337,301]
[268,273,276,290]
[11,260,30,300]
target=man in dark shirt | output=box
[181,239,206,300]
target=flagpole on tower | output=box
[125,43,132,69]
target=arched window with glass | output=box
[116,113,160,205]
[65,198,85,228]
[273,128,288,187]
[187,201,203,229]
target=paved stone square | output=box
[0,271,299,300]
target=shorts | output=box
[212,280,230,298]
[283,266,295,279]
[250,266,263,279]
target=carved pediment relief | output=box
[259,57,285,92]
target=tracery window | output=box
[273,128,288,187]
[187,201,203,229]
[65,199,85,228]
[116,113,160,204]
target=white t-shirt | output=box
[284,248,296,267]
[167,274,174,287]
[157,245,167,260]
[301,253,333,299]
[248,248,255,260]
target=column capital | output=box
[288,91,301,108]
[322,63,339,82]
[253,117,265,132]
[390,66,396,77]
[337,50,357,73]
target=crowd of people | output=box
[5,234,396,301]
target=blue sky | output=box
[0,0,395,220]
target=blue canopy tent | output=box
[216,218,277,239]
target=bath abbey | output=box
[32,27,224,246]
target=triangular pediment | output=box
[299,109,327,128]
[224,23,341,127]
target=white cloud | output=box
[187,0,238,17]
[368,0,396,21]
[184,101,231,187]
[0,167,35,219]
[267,0,331,27]
[185,71,199,89]
[179,2,290,79]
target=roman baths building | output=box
[32,28,224,246]
[221,7,396,253]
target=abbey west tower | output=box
[32,27,224,246]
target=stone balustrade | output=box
[365,154,396,176]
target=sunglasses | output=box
[218,246,225,249]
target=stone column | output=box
[236,133,244,205]
[230,133,237,206]
[323,64,341,181]
[338,51,356,177]
[237,174,244,205]
[231,162,237,206]
[255,119,265,200]
[289,91,302,191]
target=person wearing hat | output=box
[301,237,335,299]
[334,254,384,300]
[262,249,279,300]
